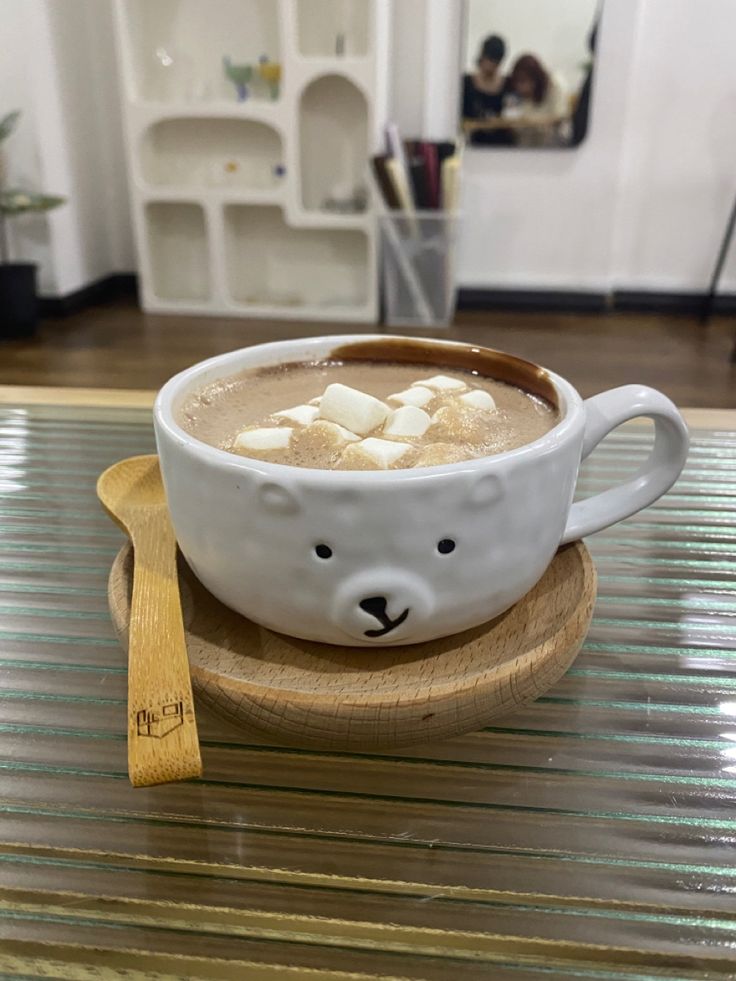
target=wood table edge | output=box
[0,387,733,430]
[678,407,736,430]
[0,385,155,409]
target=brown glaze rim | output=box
[329,337,559,409]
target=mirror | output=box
[461,0,600,148]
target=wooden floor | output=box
[1,298,735,407]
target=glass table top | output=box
[0,403,734,979]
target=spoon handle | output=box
[128,514,201,787]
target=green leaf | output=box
[0,111,21,142]
[0,189,66,215]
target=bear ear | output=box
[331,487,362,523]
[258,481,300,515]
[468,473,503,508]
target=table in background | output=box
[0,390,735,980]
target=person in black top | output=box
[462,34,513,146]
[571,20,598,146]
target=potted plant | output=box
[0,110,65,339]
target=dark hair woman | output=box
[461,34,513,146]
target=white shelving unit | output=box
[146,201,210,302]
[297,0,370,56]
[114,0,390,322]
[300,74,368,213]
[142,118,284,190]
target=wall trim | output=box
[457,289,609,313]
[458,288,736,316]
[40,279,736,319]
[40,273,138,317]
[612,290,736,315]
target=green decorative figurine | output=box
[223,56,253,101]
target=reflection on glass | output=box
[461,0,601,149]
[0,411,31,493]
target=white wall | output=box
[398,0,736,296]
[388,0,427,136]
[610,0,736,291]
[45,0,135,284]
[459,0,637,291]
[0,0,54,287]
[0,0,134,296]
[389,0,459,141]
[464,0,598,92]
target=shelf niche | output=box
[297,0,370,57]
[299,74,368,214]
[146,202,210,301]
[123,0,280,103]
[142,118,284,190]
[225,205,367,308]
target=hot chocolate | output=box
[178,359,560,470]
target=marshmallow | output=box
[234,427,293,451]
[319,383,390,436]
[459,389,497,411]
[388,386,434,408]
[305,420,360,445]
[430,404,489,445]
[383,405,431,438]
[289,420,361,469]
[413,374,467,392]
[308,396,322,406]
[274,404,320,426]
[340,437,413,470]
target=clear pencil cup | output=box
[379,211,460,328]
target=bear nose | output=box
[334,571,433,642]
[359,596,388,619]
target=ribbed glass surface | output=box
[0,404,734,980]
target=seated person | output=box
[507,54,569,147]
[462,34,513,146]
[571,20,598,146]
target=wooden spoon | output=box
[97,455,201,787]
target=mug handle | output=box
[560,385,689,545]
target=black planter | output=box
[0,263,38,339]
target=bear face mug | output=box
[154,336,689,647]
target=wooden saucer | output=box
[108,542,596,749]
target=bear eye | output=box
[315,544,333,559]
[437,538,456,554]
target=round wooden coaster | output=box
[108,542,596,750]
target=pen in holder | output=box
[371,137,462,328]
[375,194,461,328]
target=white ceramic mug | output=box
[154,335,688,646]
